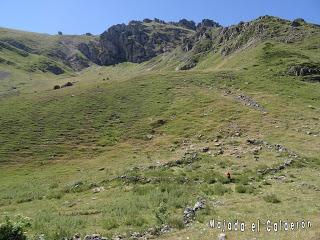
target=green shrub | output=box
[263,194,281,203]
[168,216,184,229]
[235,184,247,193]
[155,202,168,225]
[235,184,255,194]
[103,218,119,230]
[47,190,64,200]
[0,216,31,240]
[213,183,231,196]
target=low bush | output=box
[263,194,281,203]
[0,216,31,240]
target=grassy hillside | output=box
[0,17,319,240]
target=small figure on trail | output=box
[226,172,231,182]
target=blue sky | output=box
[1,0,319,35]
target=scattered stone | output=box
[202,146,210,152]
[299,182,320,191]
[73,233,81,240]
[183,199,205,224]
[274,144,286,152]
[37,234,45,240]
[83,234,107,240]
[212,200,224,207]
[236,94,265,111]
[92,186,105,193]
[146,134,153,140]
[217,149,224,155]
[272,175,286,181]
[247,139,264,145]
[183,207,195,224]
[251,146,262,155]
[235,132,241,137]
[61,81,74,88]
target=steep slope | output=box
[0,19,195,72]
[175,16,320,70]
[0,27,97,71]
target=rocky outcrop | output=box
[2,16,318,72]
[196,19,221,31]
[97,20,192,65]
[77,41,102,65]
[291,18,306,27]
[183,199,205,224]
[179,15,319,70]
[288,63,320,76]
[175,19,196,30]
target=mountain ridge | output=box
[1,15,319,73]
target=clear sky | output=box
[1,0,320,35]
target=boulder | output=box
[288,64,320,76]
[291,18,306,27]
[92,186,105,193]
[61,82,73,88]
[202,146,210,152]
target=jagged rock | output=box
[177,19,196,30]
[1,39,32,52]
[78,41,102,65]
[183,199,205,224]
[291,18,306,27]
[196,19,221,30]
[46,65,64,75]
[143,18,152,23]
[288,64,320,76]
[67,54,90,71]
[183,207,195,224]
[98,21,190,66]
[193,199,205,211]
